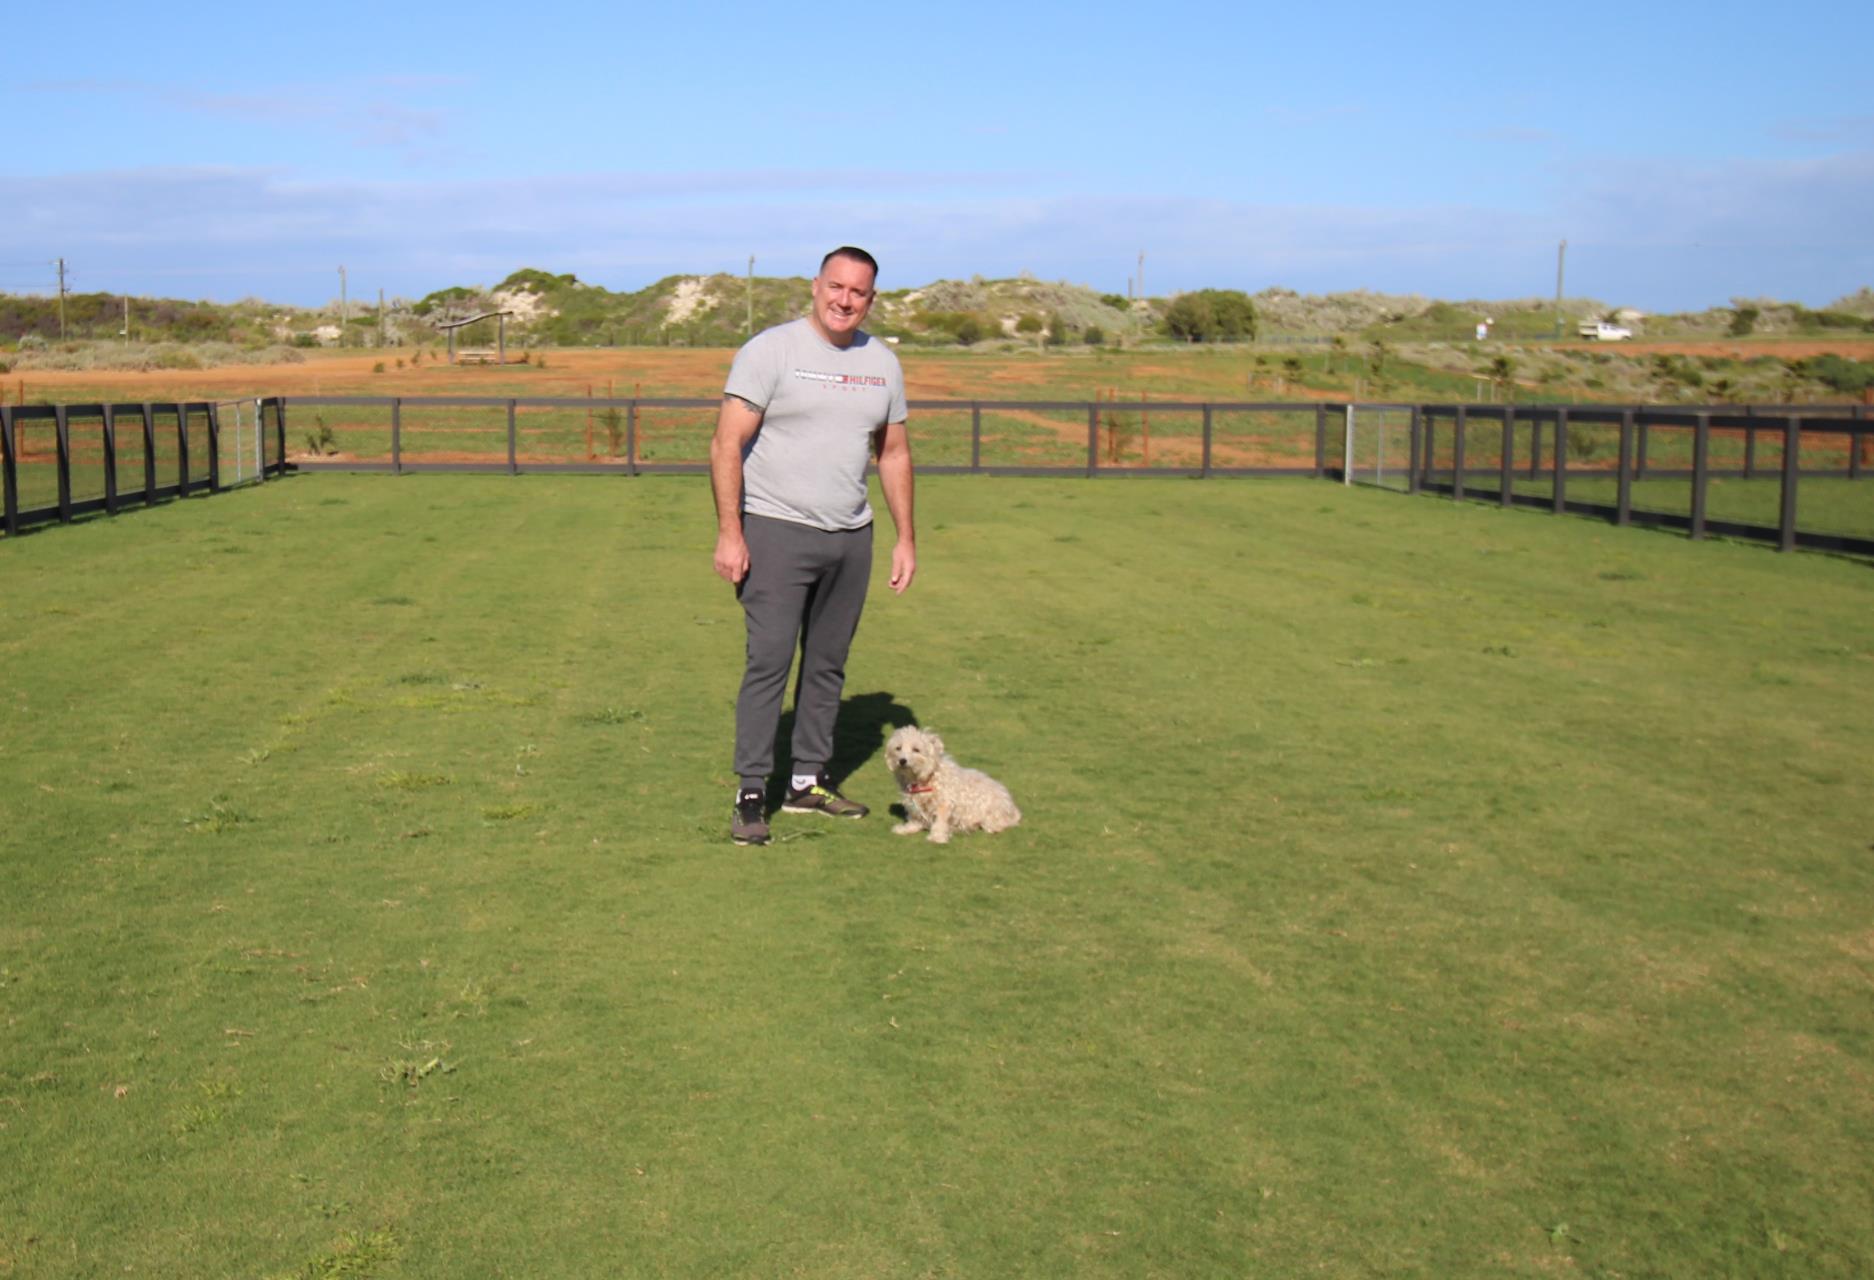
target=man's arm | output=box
[710,394,764,584]
[873,419,916,594]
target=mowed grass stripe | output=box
[2,473,1872,1277]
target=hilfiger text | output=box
[793,369,887,387]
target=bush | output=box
[1805,354,1874,394]
[1729,306,1759,337]
[1014,313,1043,335]
[1083,326,1105,346]
[1100,294,1129,310]
[1163,290,1258,343]
[953,316,984,346]
[17,333,46,352]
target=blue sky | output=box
[4,0,1871,311]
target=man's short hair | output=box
[820,246,879,282]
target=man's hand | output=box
[715,529,750,585]
[710,393,764,585]
[888,540,916,594]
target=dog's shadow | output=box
[773,690,918,808]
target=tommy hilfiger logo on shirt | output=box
[793,369,887,388]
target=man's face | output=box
[810,255,877,344]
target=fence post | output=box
[1314,404,1327,479]
[1407,406,1421,495]
[392,397,403,475]
[1201,404,1212,478]
[1690,411,1710,540]
[626,400,638,476]
[276,398,288,474]
[970,403,981,472]
[1498,409,1513,507]
[1849,405,1864,480]
[1086,404,1098,477]
[140,404,156,502]
[1452,406,1468,502]
[173,404,191,497]
[103,406,120,515]
[1617,410,1634,527]
[507,399,518,476]
[55,405,73,523]
[1744,424,1756,479]
[1529,414,1542,479]
[1636,413,1649,478]
[1779,416,1800,552]
[1553,408,1568,515]
[1342,405,1354,486]
[207,403,223,494]
[1,407,16,536]
[1419,411,1435,490]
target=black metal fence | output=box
[0,398,290,535]
[280,395,1338,479]
[1400,404,1872,556]
[4,393,1868,557]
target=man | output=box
[710,246,916,846]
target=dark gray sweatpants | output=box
[733,513,873,789]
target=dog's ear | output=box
[925,731,944,756]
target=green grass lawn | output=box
[4,474,1873,1277]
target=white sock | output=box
[791,773,821,792]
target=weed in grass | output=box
[381,1038,455,1088]
[185,797,253,833]
[389,672,446,685]
[371,595,415,607]
[376,772,451,791]
[578,706,645,725]
[480,803,537,821]
[269,1226,402,1280]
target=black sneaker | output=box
[782,773,868,819]
[731,789,770,845]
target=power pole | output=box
[55,257,68,340]
[338,265,348,348]
[378,287,385,348]
[1554,239,1567,340]
[1137,251,1146,301]
[746,255,754,337]
[121,296,129,345]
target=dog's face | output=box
[885,726,944,782]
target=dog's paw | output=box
[927,829,951,844]
[891,821,922,835]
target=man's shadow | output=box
[772,690,918,806]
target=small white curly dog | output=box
[884,725,1021,843]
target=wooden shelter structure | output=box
[438,310,515,365]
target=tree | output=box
[1163,290,1258,343]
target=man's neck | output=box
[808,315,858,349]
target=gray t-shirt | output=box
[723,318,908,532]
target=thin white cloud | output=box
[1768,114,1874,145]
[25,77,457,163]
[3,158,1867,310]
